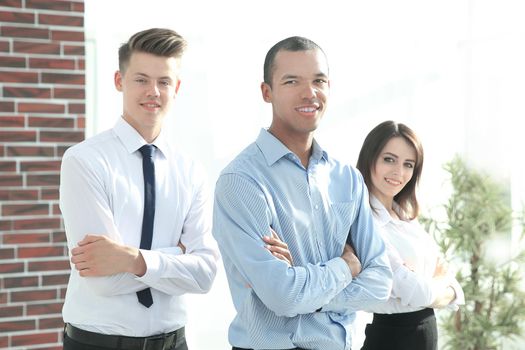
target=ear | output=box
[261,82,272,103]
[114,71,123,92]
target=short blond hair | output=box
[118,28,187,72]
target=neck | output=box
[268,127,313,167]
[121,115,161,144]
[142,130,159,144]
[373,192,396,217]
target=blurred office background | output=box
[1,0,524,348]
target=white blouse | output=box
[365,195,464,314]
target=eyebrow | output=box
[280,72,328,81]
[133,73,173,81]
[280,74,298,81]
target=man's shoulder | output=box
[324,156,362,178]
[63,129,116,160]
[220,142,261,175]
[164,146,205,176]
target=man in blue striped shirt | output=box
[213,36,393,350]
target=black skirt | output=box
[361,308,437,350]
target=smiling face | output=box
[370,136,417,207]
[114,51,181,142]
[261,49,330,144]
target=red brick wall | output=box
[0,1,85,349]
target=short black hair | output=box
[263,36,327,86]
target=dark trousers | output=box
[63,325,188,350]
[361,308,437,350]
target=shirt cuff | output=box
[135,247,185,284]
[326,257,353,287]
[314,257,355,314]
[392,265,433,307]
[135,249,161,283]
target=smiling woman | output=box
[370,137,417,216]
[83,0,525,348]
[355,120,464,350]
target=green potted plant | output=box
[422,156,525,350]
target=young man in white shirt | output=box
[60,28,219,350]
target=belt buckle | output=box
[142,334,166,350]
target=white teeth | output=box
[143,103,159,108]
[297,107,317,112]
[385,178,401,185]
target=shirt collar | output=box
[370,195,406,227]
[311,138,327,163]
[113,117,169,157]
[255,128,328,167]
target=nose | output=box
[392,163,404,176]
[301,83,317,99]
[146,82,160,97]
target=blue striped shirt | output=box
[213,129,392,350]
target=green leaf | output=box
[422,155,525,350]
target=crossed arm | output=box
[69,234,185,277]
[263,228,362,277]
[213,173,391,317]
[383,235,464,310]
[60,152,218,296]
[266,232,459,309]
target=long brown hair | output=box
[356,120,424,219]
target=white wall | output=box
[85,1,525,348]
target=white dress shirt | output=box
[60,117,219,336]
[366,195,464,314]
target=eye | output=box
[159,80,171,87]
[405,162,415,169]
[283,80,297,85]
[314,78,328,85]
[135,78,147,84]
[383,156,395,163]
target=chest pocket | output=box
[329,201,357,247]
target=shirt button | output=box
[314,204,319,210]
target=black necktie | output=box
[137,144,155,308]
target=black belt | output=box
[64,323,184,350]
[372,308,435,326]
